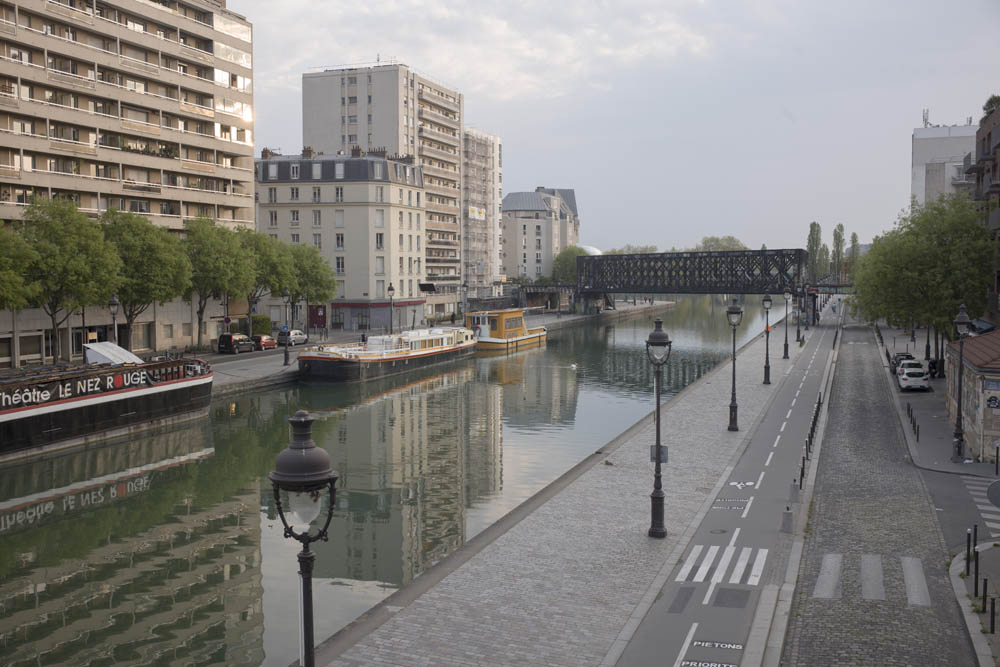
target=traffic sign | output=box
[224,316,231,324]
[282,325,289,332]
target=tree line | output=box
[805,221,861,283]
[0,199,336,360]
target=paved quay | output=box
[314,309,806,666]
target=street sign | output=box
[649,445,668,464]
[282,325,289,332]
[224,316,231,324]
[988,480,1000,509]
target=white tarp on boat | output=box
[84,342,145,365]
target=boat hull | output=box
[299,343,476,382]
[475,331,547,352]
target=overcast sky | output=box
[233,0,999,252]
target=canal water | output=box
[0,296,775,666]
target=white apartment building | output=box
[0,0,254,366]
[500,188,580,280]
[462,128,501,296]
[255,148,426,333]
[912,122,977,206]
[302,62,463,320]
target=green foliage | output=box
[533,274,554,285]
[832,224,845,282]
[806,221,822,279]
[692,236,747,251]
[853,194,990,334]
[847,232,860,280]
[604,244,658,255]
[102,210,191,350]
[983,94,1000,117]
[287,243,337,305]
[817,244,830,278]
[552,245,589,283]
[237,227,294,305]
[251,314,271,336]
[506,275,533,286]
[182,217,255,348]
[0,224,38,310]
[18,199,122,360]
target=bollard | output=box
[975,523,979,550]
[992,598,996,634]
[976,549,981,597]
[801,456,806,482]
[996,446,999,477]
[917,424,920,442]
[984,578,989,614]
[968,529,973,575]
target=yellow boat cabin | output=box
[464,308,547,352]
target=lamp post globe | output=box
[762,294,772,385]
[645,318,671,538]
[283,287,291,367]
[269,410,338,667]
[783,291,791,359]
[726,298,743,431]
[108,294,120,346]
[387,283,395,334]
[953,304,972,461]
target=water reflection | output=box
[0,295,771,666]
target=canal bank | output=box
[314,308,802,667]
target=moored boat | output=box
[297,327,477,382]
[465,308,547,353]
[0,342,213,461]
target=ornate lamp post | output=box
[283,287,291,367]
[269,411,338,667]
[783,291,791,359]
[387,282,395,334]
[762,293,772,385]
[953,304,972,461]
[108,294,119,346]
[727,297,744,431]
[646,318,672,538]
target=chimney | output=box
[302,146,315,159]
[351,146,364,157]
[261,147,273,160]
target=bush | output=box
[252,313,271,336]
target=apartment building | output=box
[462,128,502,297]
[965,104,1000,322]
[255,148,426,332]
[0,0,254,365]
[302,62,463,320]
[500,188,580,280]
[911,121,977,206]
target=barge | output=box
[465,308,547,353]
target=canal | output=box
[0,295,777,666]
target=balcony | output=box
[417,104,457,126]
[418,89,459,113]
[418,125,459,147]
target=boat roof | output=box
[84,342,145,365]
[465,308,527,316]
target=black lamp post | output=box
[795,292,802,342]
[283,287,291,367]
[762,293,772,385]
[387,282,395,334]
[953,304,972,461]
[461,282,468,318]
[727,297,744,431]
[646,318,672,538]
[783,290,791,359]
[269,411,338,667]
[108,294,119,346]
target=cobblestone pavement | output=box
[781,320,975,666]
[323,318,801,666]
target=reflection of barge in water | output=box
[297,327,477,382]
[0,343,213,461]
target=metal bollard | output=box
[996,446,998,477]
[976,523,979,550]
[976,549,981,597]
[992,598,996,633]
[968,529,973,575]
[984,578,989,614]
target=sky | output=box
[232,0,999,252]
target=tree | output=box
[552,246,589,283]
[0,225,38,310]
[984,94,1000,117]
[237,228,294,334]
[17,199,122,361]
[832,224,845,282]
[102,210,191,350]
[286,243,337,329]
[183,217,255,349]
[692,236,747,251]
[817,244,830,278]
[806,222,822,279]
[846,232,860,280]
[604,244,658,255]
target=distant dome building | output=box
[579,245,603,256]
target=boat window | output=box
[490,318,498,331]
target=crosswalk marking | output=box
[962,475,1000,536]
[748,549,768,586]
[813,554,842,598]
[674,544,769,587]
[861,554,885,600]
[901,557,931,606]
[712,546,736,584]
[675,545,703,582]
[809,553,933,604]
[693,545,719,582]
[729,547,753,584]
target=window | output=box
[416,236,420,251]
[399,211,404,224]
[269,233,277,240]
[408,235,413,251]
[335,233,344,249]
[335,186,344,202]
[268,210,277,227]
[408,279,413,296]
[376,186,384,202]
[376,280,384,297]
[375,209,384,227]
[375,233,384,249]
[348,115,357,123]
[399,257,403,272]
[375,256,384,275]
[267,187,276,203]
[535,239,541,249]
[312,210,321,226]
[290,163,300,179]
[374,162,383,179]
[408,257,413,273]
[348,96,357,104]
[335,257,344,274]
[313,233,321,248]
[408,190,412,205]
[337,280,345,298]
[398,188,403,203]
[416,192,420,206]
[267,163,277,179]
[312,186,321,202]
[291,233,300,243]
[163,323,173,339]
[348,134,357,143]
[335,163,344,179]
[290,210,299,225]
[399,234,404,247]
[312,163,321,179]
[290,187,299,200]
[335,210,345,227]
[408,212,413,227]
[416,213,420,225]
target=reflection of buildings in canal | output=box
[0,428,264,667]
[488,348,581,427]
[308,365,503,588]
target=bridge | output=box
[576,249,809,295]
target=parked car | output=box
[218,333,255,354]
[252,334,277,351]
[897,359,923,376]
[898,367,930,391]
[277,329,308,346]
[891,352,914,372]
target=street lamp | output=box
[783,290,791,359]
[953,304,972,461]
[283,287,291,367]
[762,293,772,385]
[461,282,468,318]
[646,318,672,539]
[726,297,744,432]
[269,411,338,667]
[108,294,119,346]
[387,282,395,334]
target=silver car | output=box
[277,329,308,346]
